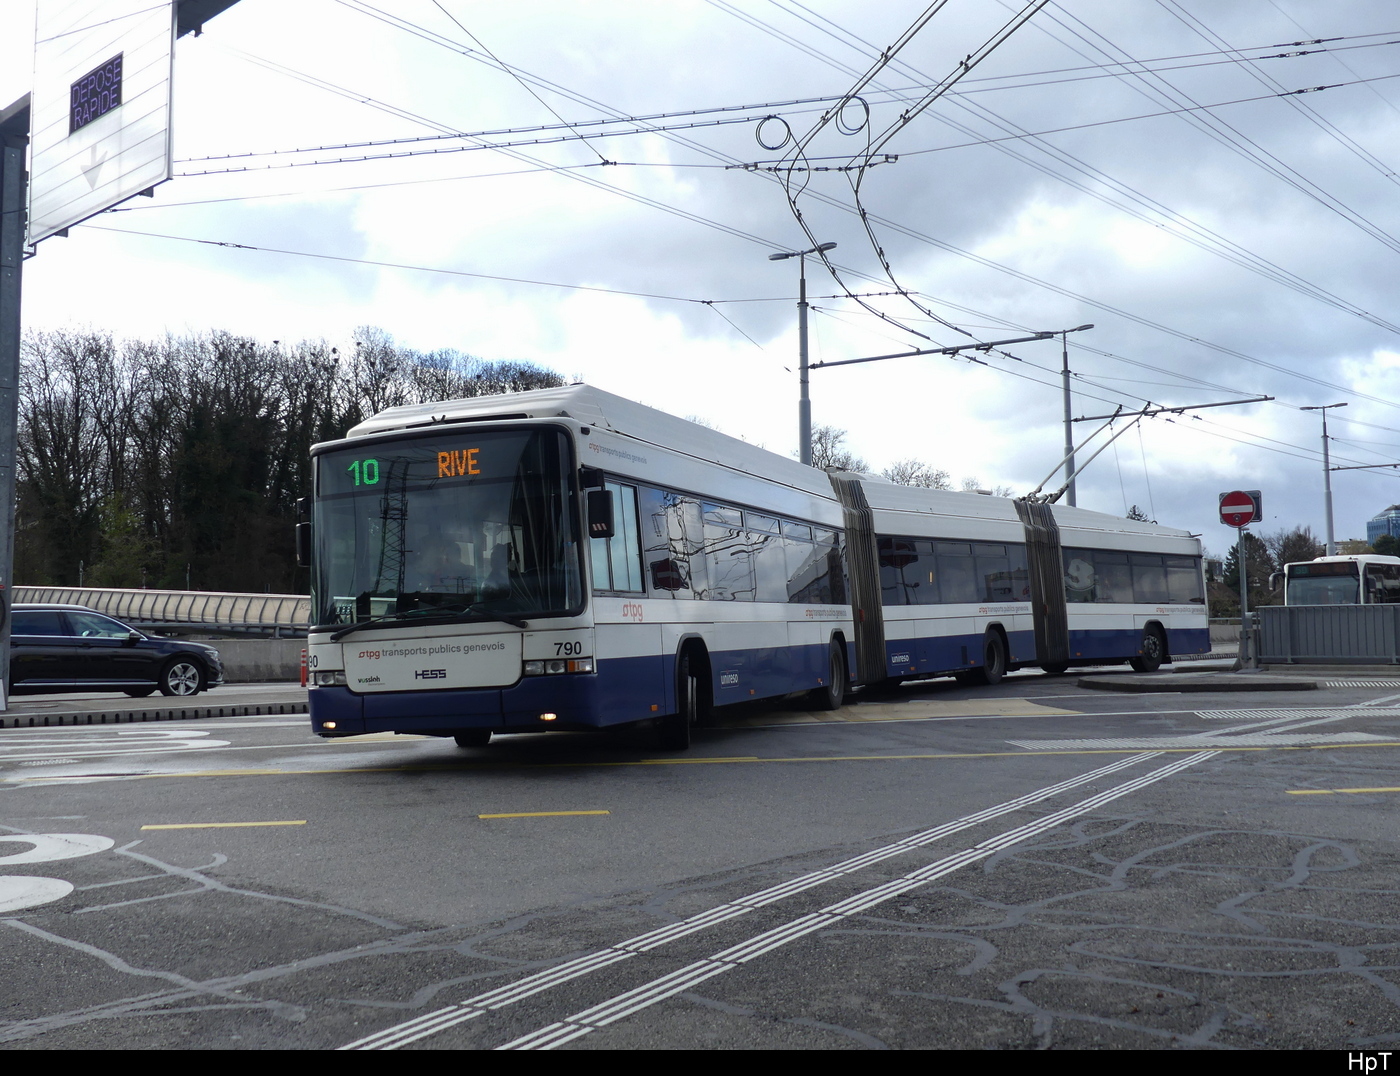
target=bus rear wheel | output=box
[965,631,1007,686]
[807,641,847,711]
[1129,626,1166,673]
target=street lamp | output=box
[769,242,836,466]
[1301,402,1347,555]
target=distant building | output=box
[1367,505,1400,545]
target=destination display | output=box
[320,433,531,497]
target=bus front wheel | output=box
[658,652,699,751]
[454,730,491,748]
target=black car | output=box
[7,604,223,697]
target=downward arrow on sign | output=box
[82,145,108,190]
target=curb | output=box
[0,701,309,729]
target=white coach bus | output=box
[302,385,1208,750]
[1279,554,1400,606]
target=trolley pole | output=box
[769,241,836,467]
[1062,330,1076,508]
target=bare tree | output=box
[1263,525,1323,567]
[882,458,952,489]
[808,425,868,472]
[960,476,1016,498]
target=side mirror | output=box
[587,489,615,539]
[296,521,313,568]
[1268,572,1281,592]
[125,631,142,646]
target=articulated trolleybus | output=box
[303,385,1208,750]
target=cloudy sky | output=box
[4,0,1400,556]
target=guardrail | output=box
[12,586,310,637]
[1257,605,1400,665]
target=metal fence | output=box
[1256,605,1400,664]
[13,586,310,637]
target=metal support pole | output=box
[1237,526,1250,669]
[1303,402,1345,557]
[798,252,811,467]
[1322,410,1336,556]
[1061,331,1076,507]
[0,96,29,712]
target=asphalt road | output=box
[2,670,1399,1050]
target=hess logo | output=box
[415,669,448,680]
[621,602,643,623]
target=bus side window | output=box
[936,542,979,604]
[1131,554,1170,603]
[817,528,846,605]
[1167,556,1205,603]
[1366,564,1400,604]
[973,543,1010,602]
[703,504,753,601]
[641,486,683,598]
[1094,551,1133,603]
[589,482,643,593]
[878,537,913,606]
[749,513,788,603]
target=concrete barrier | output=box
[202,638,305,682]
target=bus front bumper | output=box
[308,675,606,737]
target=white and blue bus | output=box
[303,385,1208,749]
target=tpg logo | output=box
[621,602,643,622]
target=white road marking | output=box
[0,831,116,913]
[341,751,1163,1051]
[0,876,74,913]
[498,751,1219,1050]
[0,729,231,763]
[1010,732,1389,750]
[1197,706,1400,721]
[0,834,114,864]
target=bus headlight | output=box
[523,658,593,676]
[313,671,347,686]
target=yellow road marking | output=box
[10,739,1399,782]
[1287,786,1400,795]
[725,699,1078,726]
[139,820,308,829]
[477,810,610,819]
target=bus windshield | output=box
[1286,562,1359,606]
[311,427,582,628]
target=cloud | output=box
[8,0,1400,542]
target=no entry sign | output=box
[1219,489,1261,528]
